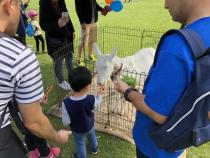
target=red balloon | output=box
[105,0,113,5]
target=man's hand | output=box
[101,5,111,16]
[18,101,69,144]
[114,78,129,94]
[113,70,129,94]
[56,130,69,144]
[58,16,69,27]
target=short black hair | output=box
[68,66,92,92]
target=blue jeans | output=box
[54,53,73,83]
[72,127,98,158]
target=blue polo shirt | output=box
[133,17,210,158]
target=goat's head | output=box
[93,43,117,87]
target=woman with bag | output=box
[39,0,75,91]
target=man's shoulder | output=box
[0,36,26,50]
[0,36,29,60]
[159,31,191,53]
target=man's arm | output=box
[114,79,167,124]
[127,89,167,124]
[61,102,71,127]
[18,101,67,144]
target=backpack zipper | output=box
[166,91,210,132]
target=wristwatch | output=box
[124,87,139,102]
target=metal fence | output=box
[49,26,164,143]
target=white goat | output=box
[93,43,156,86]
[93,43,156,115]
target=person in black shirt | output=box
[75,0,110,65]
[39,0,75,91]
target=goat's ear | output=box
[93,43,102,57]
[110,48,117,60]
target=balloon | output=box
[110,0,123,12]
[105,0,113,5]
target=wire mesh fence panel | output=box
[98,26,164,57]
[48,26,163,141]
[93,69,147,139]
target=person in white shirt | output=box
[28,10,46,53]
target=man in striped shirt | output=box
[0,0,69,157]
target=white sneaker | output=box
[59,81,72,91]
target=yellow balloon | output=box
[105,0,113,5]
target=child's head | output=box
[28,10,38,20]
[69,66,92,92]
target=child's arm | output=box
[93,87,105,110]
[61,102,71,127]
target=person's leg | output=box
[55,55,71,90]
[34,36,40,52]
[72,132,86,158]
[32,134,60,157]
[136,147,148,158]
[0,125,26,158]
[54,57,64,83]
[32,135,50,157]
[39,35,45,52]
[78,26,86,59]
[65,52,73,74]
[78,25,89,65]
[88,23,97,60]
[24,133,36,152]
[86,128,98,154]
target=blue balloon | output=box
[110,0,123,12]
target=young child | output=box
[28,10,46,53]
[61,66,104,158]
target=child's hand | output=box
[98,85,105,95]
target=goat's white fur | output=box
[93,43,156,85]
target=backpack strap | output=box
[153,29,207,66]
[177,29,207,59]
[8,99,29,134]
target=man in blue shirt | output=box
[113,0,210,157]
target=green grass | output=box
[23,0,210,157]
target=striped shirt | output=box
[0,34,44,129]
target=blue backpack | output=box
[149,29,210,152]
[26,22,35,37]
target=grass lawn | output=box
[23,0,210,157]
